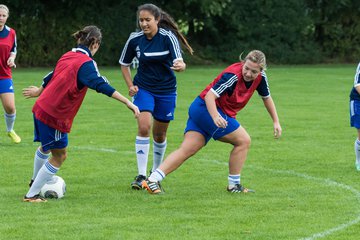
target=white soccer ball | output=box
[40,175,66,199]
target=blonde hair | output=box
[240,50,267,71]
[0,4,9,15]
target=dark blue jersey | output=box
[212,72,270,98]
[119,28,183,94]
[42,45,115,97]
[350,63,360,101]
[0,25,16,54]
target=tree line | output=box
[4,0,360,67]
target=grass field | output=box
[0,64,359,240]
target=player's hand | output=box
[7,57,16,68]
[22,86,41,98]
[213,115,228,128]
[273,122,282,139]
[128,85,138,97]
[171,60,186,72]
[127,101,140,118]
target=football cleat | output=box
[227,184,255,193]
[356,163,360,171]
[7,130,21,143]
[23,194,47,203]
[142,179,162,194]
[131,175,146,190]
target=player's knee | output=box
[51,150,67,164]
[182,144,202,157]
[138,125,151,136]
[4,106,16,114]
[236,135,251,149]
[243,135,251,147]
[153,133,166,143]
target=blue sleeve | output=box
[165,30,183,61]
[42,71,54,88]
[211,73,238,97]
[256,72,270,97]
[78,60,116,97]
[119,33,137,65]
[11,34,17,54]
[354,62,360,87]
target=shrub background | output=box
[4,0,360,67]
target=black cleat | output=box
[131,175,146,190]
[23,194,47,203]
[227,184,255,193]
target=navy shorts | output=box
[185,97,240,144]
[33,115,68,151]
[0,79,14,93]
[133,88,176,122]
[350,100,360,129]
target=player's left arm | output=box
[262,97,282,139]
[167,31,186,72]
[257,74,281,138]
[7,34,17,68]
[78,60,116,97]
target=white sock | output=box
[148,168,166,182]
[135,136,150,176]
[32,148,51,180]
[26,161,59,198]
[355,138,360,164]
[152,139,167,172]
[228,174,240,188]
[4,112,15,132]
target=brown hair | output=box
[137,4,194,55]
[72,25,102,48]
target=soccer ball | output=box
[40,175,66,199]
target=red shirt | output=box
[33,50,92,133]
[199,62,262,118]
[0,26,16,79]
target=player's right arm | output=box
[119,33,139,96]
[77,60,139,118]
[22,71,53,98]
[111,90,140,118]
[121,65,138,96]
[204,90,228,129]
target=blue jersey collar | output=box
[72,45,93,58]
[0,25,10,38]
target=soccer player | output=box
[349,62,360,171]
[22,25,140,202]
[0,4,21,143]
[119,3,194,190]
[142,50,282,194]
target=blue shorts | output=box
[133,88,176,122]
[0,79,14,93]
[185,97,240,144]
[350,100,360,129]
[33,115,68,151]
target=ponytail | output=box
[72,25,102,48]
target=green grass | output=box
[1,64,359,239]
